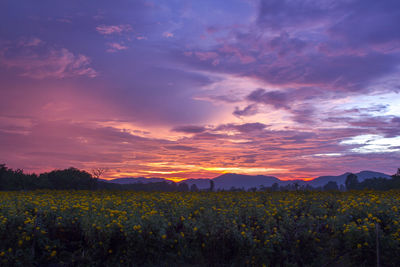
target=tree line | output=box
[1,164,400,191]
[344,169,400,191]
[0,164,199,191]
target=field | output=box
[1,191,400,266]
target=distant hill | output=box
[102,177,167,185]
[213,173,280,190]
[179,178,212,190]
[308,171,391,187]
[103,170,391,189]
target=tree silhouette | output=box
[209,180,215,192]
[40,167,96,190]
[177,182,189,192]
[190,184,199,192]
[271,183,279,191]
[323,181,339,191]
[345,173,359,190]
[91,168,107,179]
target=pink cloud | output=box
[1,46,97,79]
[106,42,128,53]
[162,32,174,38]
[195,51,218,61]
[18,37,44,47]
[96,24,132,35]
[193,51,220,65]
[219,44,255,64]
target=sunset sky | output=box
[1,0,400,181]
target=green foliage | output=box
[1,191,400,266]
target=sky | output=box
[0,0,400,181]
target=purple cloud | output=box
[106,42,128,53]
[233,104,258,117]
[96,24,132,35]
[0,42,96,79]
[172,125,206,134]
[247,89,290,110]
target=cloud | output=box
[162,32,174,38]
[203,94,242,104]
[106,42,128,53]
[96,24,132,35]
[216,122,268,133]
[233,104,258,117]
[218,44,256,64]
[233,123,268,133]
[328,0,400,48]
[269,32,307,57]
[164,145,199,151]
[195,52,218,61]
[290,107,315,124]
[1,43,97,79]
[247,89,290,110]
[171,125,206,133]
[18,37,43,47]
[175,0,400,102]
[348,115,400,138]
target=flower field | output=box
[1,191,400,266]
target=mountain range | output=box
[102,170,392,190]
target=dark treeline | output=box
[344,170,400,191]
[1,164,400,191]
[97,180,194,192]
[0,164,96,190]
[221,169,400,192]
[0,164,195,191]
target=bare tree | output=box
[91,168,107,180]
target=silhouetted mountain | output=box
[101,170,391,189]
[356,171,391,180]
[309,171,390,187]
[213,173,281,190]
[278,179,308,186]
[103,177,168,185]
[179,178,212,190]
